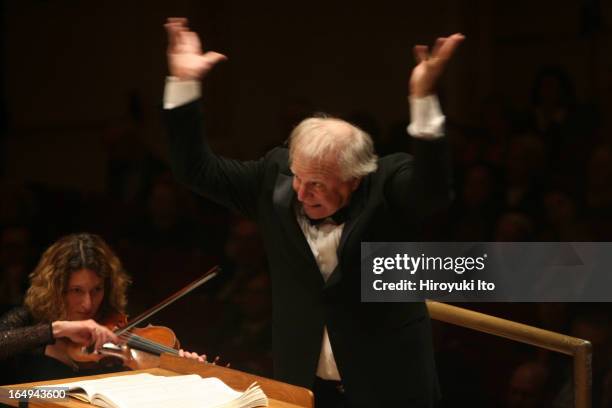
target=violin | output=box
[63,312,181,370]
[63,265,219,371]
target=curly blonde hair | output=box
[24,233,131,322]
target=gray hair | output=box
[288,116,378,180]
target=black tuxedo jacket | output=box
[166,100,451,407]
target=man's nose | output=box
[296,184,309,201]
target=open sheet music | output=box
[54,373,268,408]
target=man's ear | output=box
[350,177,362,192]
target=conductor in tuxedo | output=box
[163,18,464,408]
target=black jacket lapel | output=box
[325,177,370,289]
[272,173,320,268]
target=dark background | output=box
[1,1,612,407]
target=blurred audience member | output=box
[0,224,36,313]
[504,361,553,408]
[495,212,535,241]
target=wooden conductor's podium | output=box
[1,353,313,408]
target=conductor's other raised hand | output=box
[165,17,227,80]
[410,33,465,98]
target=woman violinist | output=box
[0,233,205,383]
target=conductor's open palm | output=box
[410,33,465,97]
[165,17,227,80]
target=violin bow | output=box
[115,265,220,336]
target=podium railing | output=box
[426,300,592,408]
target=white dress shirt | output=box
[295,210,345,380]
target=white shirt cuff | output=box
[163,76,201,109]
[407,95,445,139]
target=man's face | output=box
[291,153,360,220]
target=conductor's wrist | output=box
[410,84,434,98]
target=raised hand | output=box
[410,33,465,98]
[165,17,227,80]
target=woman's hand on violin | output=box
[178,350,230,367]
[178,348,207,363]
[52,320,120,350]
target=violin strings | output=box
[118,332,179,356]
[121,332,176,355]
[124,333,177,355]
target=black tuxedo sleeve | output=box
[386,137,452,219]
[164,100,265,219]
